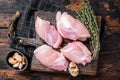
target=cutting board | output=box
[31,55,98,75]
[30,11,102,75]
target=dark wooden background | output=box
[0,0,120,80]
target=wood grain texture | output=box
[105,16,120,27]
[0,13,14,28]
[31,55,98,75]
[0,29,8,38]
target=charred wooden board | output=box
[30,11,102,75]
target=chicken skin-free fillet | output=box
[35,17,62,48]
[34,45,68,71]
[61,41,92,65]
[56,11,90,41]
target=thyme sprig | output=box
[76,0,100,59]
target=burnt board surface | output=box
[30,11,101,75]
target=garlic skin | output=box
[19,63,23,70]
[8,57,17,64]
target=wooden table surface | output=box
[0,0,120,80]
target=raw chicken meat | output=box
[34,45,68,71]
[61,41,92,65]
[35,17,62,48]
[56,11,90,41]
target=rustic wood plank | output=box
[0,70,32,80]
[107,27,120,35]
[105,16,120,27]
[0,70,73,80]
[0,38,9,43]
[0,29,10,69]
[0,0,16,4]
[0,42,9,47]
[0,0,22,13]
[0,29,8,38]
[65,1,82,12]
[0,13,15,28]
[0,42,10,69]
[100,29,120,53]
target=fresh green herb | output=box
[76,0,100,59]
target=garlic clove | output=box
[70,71,79,77]
[13,52,19,59]
[69,68,79,77]
[13,62,20,68]
[22,57,25,65]
[19,63,23,70]
[69,62,77,68]
[68,62,79,77]
[8,57,17,64]
[14,54,23,62]
[74,67,79,72]
[68,67,74,72]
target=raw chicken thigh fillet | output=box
[35,17,62,48]
[56,11,90,41]
[61,41,92,65]
[34,45,68,71]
